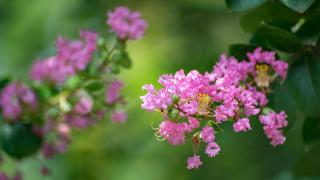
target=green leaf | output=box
[294,143,320,176]
[287,51,320,116]
[1,123,42,159]
[112,50,132,69]
[225,0,266,12]
[268,80,301,129]
[0,77,10,90]
[295,12,320,40]
[303,116,320,148]
[255,24,303,52]
[84,80,104,92]
[280,0,315,13]
[168,108,179,120]
[228,44,258,60]
[250,33,268,46]
[65,75,81,90]
[240,1,300,32]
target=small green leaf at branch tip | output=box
[261,107,274,115]
[65,75,81,90]
[172,95,180,104]
[280,0,315,13]
[97,37,108,51]
[84,80,104,92]
[208,120,223,133]
[225,0,266,12]
[168,108,179,120]
[111,50,132,69]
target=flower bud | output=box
[168,108,179,120]
[172,95,180,104]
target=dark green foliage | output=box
[286,52,320,117]
[303,116,320,148]
[279,0,315,13]
[225,0,266,12]
[255,24,303,52]
[239,1,300,32]
[228,44,258,60]
[1,123,42,159]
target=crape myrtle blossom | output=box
[187,155,202,170]
[259,111,288,146]
[141,47,289,169]
[0,82,37,120]
[107,6,148,40]
[30,30,97,84]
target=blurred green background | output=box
[0,0,312,179]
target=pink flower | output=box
[0,172,9,180]
[106,80,123,104]
[69,116,91,129]
[74,96,93,115]
[111,111,127,124]
[0,82,37,120]
[272,61,288,80]
[158,120,188,145]
[107,6,148,40]
[187,155,202,169]
[263,127,286,146]
[186,117,199,132]
[247,48,288,81]
[201,126,215,143]
[233,118,251,132]
[205,142,220,157]
[259,111,288,146]
[30,30,97,84]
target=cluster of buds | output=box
[0,6,147,179]
[141,48,289,169]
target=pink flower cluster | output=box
[107,6,148,40]
[0,82,37,120]
[247,48,288,79]
[141,48,289,169]
[30,30,97,84]
[259,111,288,146]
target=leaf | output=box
[228,44,258,60]
[255,24,303,52]
[280,0,315,13]
[295,11,320,40]
[0,77,10,90]
[250,33,268,46]
[240,1,300,32]
[287,51,320,117]
[225,0,266,12]
[303,116,320,148]
[84,80,104,92]
[268,80,301,129]
[1,123,42,159]
[112,50,132,69]
[294,143,320,177]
